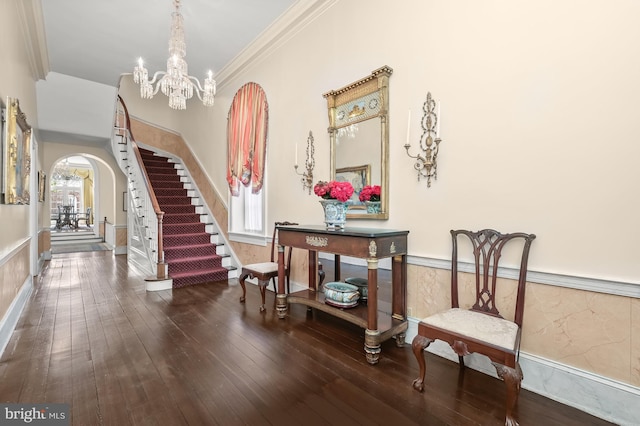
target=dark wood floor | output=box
[0,252,612,425]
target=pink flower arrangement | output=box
[359,185,381,202]
[314,180,354,203]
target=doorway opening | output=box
[50,155,94,232]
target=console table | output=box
[276,225,409,364]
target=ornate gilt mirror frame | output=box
[323,65,392,219]
[2,98,31,204]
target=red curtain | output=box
[226,82,269,196]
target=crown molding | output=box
[214,0,337,89]
[16,0,49,81]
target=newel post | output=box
[156,211,168,279]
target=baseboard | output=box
[114,245,127,255]
[404,318,638,426]
[0,277,32,359]
[145,277,173,292]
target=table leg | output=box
[365,329,381,364]
[392,254,407,321]
[308,250,318,291]
[276,244,287,319]
[365,258,380,364]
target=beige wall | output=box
[118,0,639,390]
[0,0,38,322]
[123,0,640,282]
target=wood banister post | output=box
[117,95,169,282]
[156,211,168,279]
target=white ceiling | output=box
[41,0,297,87]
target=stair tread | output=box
[165,243,217,250]
[170,267,228,278]
[138,148,232,288]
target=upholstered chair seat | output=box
[420,308,519,351]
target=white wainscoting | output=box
[0,277,32,359]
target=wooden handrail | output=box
[117,95,168,279]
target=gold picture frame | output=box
[324,66,392,220]
[38,170,46,202]
[2,98,31,204]
[336,164,371,210]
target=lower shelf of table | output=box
[286,289,407,340]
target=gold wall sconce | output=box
[294,131,315,194]
[404,92,442,188]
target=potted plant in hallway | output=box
[359,184,381,214]
[314,180,354,229]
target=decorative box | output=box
[323,282,360,308]
[345,277,368,303]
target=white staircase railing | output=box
[111,95,238,280]
[112,96,168,280]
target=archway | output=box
[49,155,95,232]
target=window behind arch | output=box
[227,82,268,241]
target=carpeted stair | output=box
[138,148,228,288]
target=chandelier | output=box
[133,0,216,110]
[52,159,80,182]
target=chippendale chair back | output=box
[75,207,92,227]
[411,229,536,426]
[239,221,297,312]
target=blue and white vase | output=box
[319,199,347,229]
[365,201,381,214]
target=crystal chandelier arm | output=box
[188,73,216,106]
[187,75,215,94]
[188,76,206,99]
[147,71,167,96]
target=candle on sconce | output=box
[406,110,411,146]
[295,142,298,167]
[436,102,441,138]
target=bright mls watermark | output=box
[0,404,69,425]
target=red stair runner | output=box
[138,148,228,288]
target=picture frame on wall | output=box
[336,164,371,209]
[123,191,127,211]
[2,97,32,204]
[38,170,46,202]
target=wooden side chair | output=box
[74,207,92,228]
[411,229,536,426]
[239,221,298,312]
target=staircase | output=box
[50,228,102,246]
[138,148,230,288]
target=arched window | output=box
[227,82,268,240]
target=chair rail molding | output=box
[407,255,640,299]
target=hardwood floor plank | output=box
[0,253,614,426]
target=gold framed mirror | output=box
[323,66,392,219]
[2,98,31,204]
